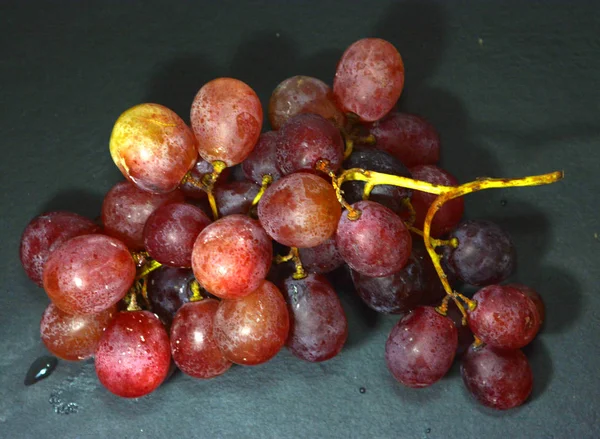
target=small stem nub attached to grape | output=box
[251,174,273,208]
[290,247,307,280]
[189,280,204,302]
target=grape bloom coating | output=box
[110,103,198,194]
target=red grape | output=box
[102,180,185,251]
[43,234,135,315]
[468,285,541,349]
[351,244,445,314]
[461,345,533,410]
[143,202,211,267]
[214,180,260,216]
[190,78,263,166]
[342,146,412,215]
[445,220,516,286]
[180,157,231,200]
[147,266,196,327]
[336,201,412,277]
[281,274,347,362]
[269,75,345,130]
[276,113,344,175]
[298,237,344,274]
[410,165,464,237]
[385,306,457,388]
[241,131,283,185]
[258,172,341,248]
[170,299,232,379]
[109,103,198,194]
[367,113,440,167]
[40,303,117,361]
[213,280,289,365]
[508,283,545,325]
[191,215,272,299]
[333,38,404,122]
[95,311,171,398]
[20,211,100,286]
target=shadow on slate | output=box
[40,189,105,222]
[522,337,554,402]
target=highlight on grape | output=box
[20,37,563,410]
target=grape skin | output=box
[241,131,283,185]
[461,345,533,410]
[336,201,412,277]
[40,303,117,361]
[147,267,196,327]
[213,281,289,366]
[143,202,211,268]
[298,237,344,274]
[258,172,341,248]
[102,181,185,251]
[95,311,171,398]
[281,274,348,362]
[20,211,100,286]
[214,180,260,216]
[190,78,263,166]
[109,103,198,194]
[43,234,136,315]
[468,285,540,349]
[191,215,272,299]
[507,283,545,325]
[385,306,457,388]
[333,38,404,122]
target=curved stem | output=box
[136,259,162,280]
[290,247,307,280]
[251,174,273,208]
[181,160,227,220]
[316,159,361,220]
[401,197,416,226]
[189,280,204,302]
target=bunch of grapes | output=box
[20,38,562,410]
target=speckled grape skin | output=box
[109,103,198,194]
[468,285,541,349]
[20,211,100,286]
[333,38,404,122]
[170,300,232,379]
[336,201,412,277]
[43,234,136,315]
[342,146,412,215]
[258,172,341,248]
[298,237,344,274]
[95,311,171,398]
[445,220,516,286]
[241,131,283,185]
[143,202,211,268]
[191,215,272,299]
[367,113,440,167]
[350,245,445,314]
[102,181,185,251]
[214,180,260,217]
[461,345,533,410]
[269,76,345,130]
[507,283,545,325]
[40,303,117,361]
[281,274,348,362]
[190,78,263,166]
[276,113,344,175]
[410,165,464,237]
[213,280,289,365]
[385,306,458,388]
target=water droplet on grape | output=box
[24,356,58,386]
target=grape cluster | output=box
[19,38,562,409]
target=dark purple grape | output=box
[468,285,541,349]
[351,244,445,314]
[143,202,212,267]
[281,274,348,362]
[385,306,457,388]
[445,300,475,357]
[20,211,100,286]
[298,237,344,274]
[214,180,260,216]
[147,267,196,327]
[342,146,412,215]
[276,113,344,175]
[461,345,533,410]
[444,220,516,286]
[241,131,283,184]
[336,201,412,277]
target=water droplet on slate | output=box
[25,356,58,386]
[425,428,431,434]
[500,199,507,206]
[359,387,366,394]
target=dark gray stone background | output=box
[1,1,598,438]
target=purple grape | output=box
[214,180,260,217]
[241,131,283,184]
[298,237,344,274]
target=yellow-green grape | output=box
[110,103,198,194]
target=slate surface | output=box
[1,1,599,438]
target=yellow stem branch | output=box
[251,174,273,208]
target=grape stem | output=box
[126,289,141,311]
[189,280,204,302]
[251,174,273,208]
[274,247,307,280]
[181,160,227,220]
[401,197,416,226]
[316,160,361,220]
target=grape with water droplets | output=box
[508,283,545,325]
